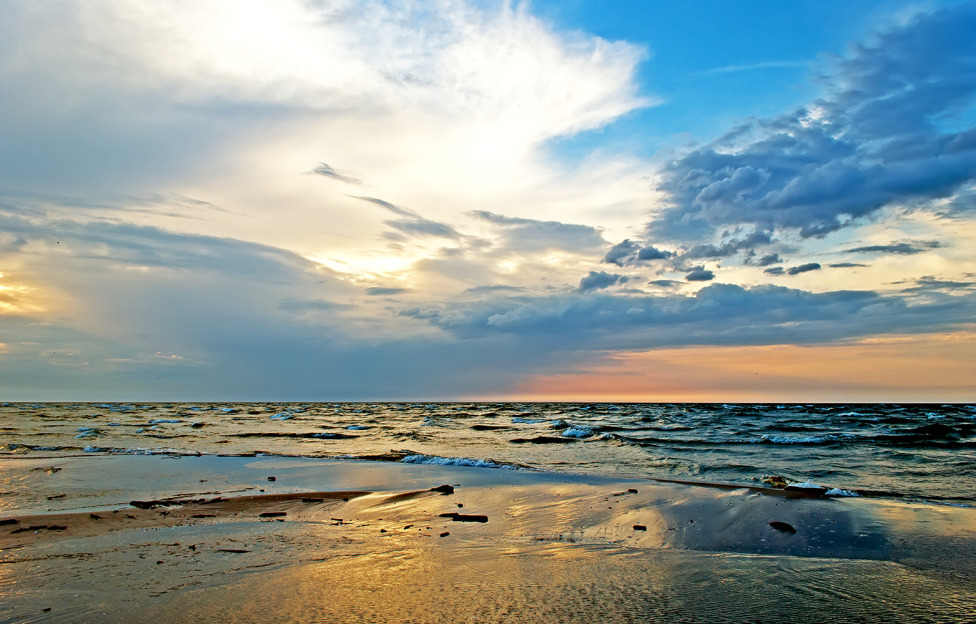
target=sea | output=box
[2,402,975,506]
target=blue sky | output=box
[0,0,974,401]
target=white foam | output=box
[400,454,515,469]
[561,427,595,438]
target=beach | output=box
[2,454,974,623]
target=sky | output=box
[1,0,975,402]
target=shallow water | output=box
[2,455,974,624]
[2,402,974,504]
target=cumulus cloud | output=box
[602,239,674,266]
[755,253,782,266]
[649,5,976,244]
[685,267,715,282]
[578,271,628,292]
[603,239,639,266]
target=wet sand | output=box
[1,455,975,623]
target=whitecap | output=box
[561,427,595,439]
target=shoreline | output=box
[2,455,975,622]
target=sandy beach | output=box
[1,454,974,623]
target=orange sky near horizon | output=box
[506,330,976,403]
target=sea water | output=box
[2,402,974,505]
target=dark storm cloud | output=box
[829,262,868,268]
[649,5,976,243]
[310,162,362,185]
[578,271,628,292]
[764,267,785,276]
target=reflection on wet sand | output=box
[0,455,974,623]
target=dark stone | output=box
[259,511,287,518]
[439,513,488,523]
[769,521,797,534]
[633,525,647,531]
[89,513,102,520]
[0,518,18,526]
[440,531,450,537]
[430,484,455,495]
[267,476,276,482]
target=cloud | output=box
[787,262,822,276]
[755,253,782,266]
[829,262,868,268]
[649,5,976,243]
[603,239,639,266]
[354,195,463,240]
[366,287,410,296]
[470,210,607,254]
[764,267,785,276]
[845,241,943,255]
[310,163,361,186]
[578,271,628,292]
[899,276,976,293]
[400,282,976,353]
[603,240,674,266]
[685,267,715,282]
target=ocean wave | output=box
[232,432,360,440]
[561,427,595,439]
[400,454,525,470]
[82,446,195,455]
[760,434,834,445]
